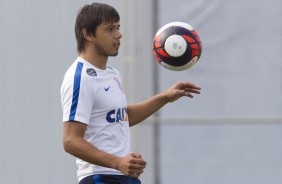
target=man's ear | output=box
[82,28,93,42]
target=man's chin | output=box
[109,52,118,57]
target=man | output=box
[60,3,201,184]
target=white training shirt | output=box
[60,57,131,182]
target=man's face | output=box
[93,21,122,56]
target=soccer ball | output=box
[152,22,202,71]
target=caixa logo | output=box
[106,107,128,123]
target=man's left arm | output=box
[127,81,201,127]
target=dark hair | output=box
[75,3,120,53]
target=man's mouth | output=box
[114,42,120,47]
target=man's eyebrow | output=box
[103,24,120,30]
[105,23,120,27]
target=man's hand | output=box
[116,153,147,178]
[163,81,201,102]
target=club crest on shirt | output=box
[86,68,97,77]
[114,76,124,93]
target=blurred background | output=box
[0,0,281,184]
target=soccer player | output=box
[60,3,201,184]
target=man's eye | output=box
[107,28,113,31]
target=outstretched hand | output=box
[126,81,201,126]
[163,81,201,102]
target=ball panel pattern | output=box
[152,22,202,71]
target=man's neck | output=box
[79,50,108,70]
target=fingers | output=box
[130,153,146,166]
[128,169,144,177]
[184,87,201,93]
[131,152,142,158]
[191,83,201,90]
[129,156,146,171]
[128,159,146,175]
[118,153,147,178]
[128,163,146,172]
[176,81,201,98]
[178,81,201,90]
[184,90,200,98]
[129,158,146,168]
[126,158,146,178]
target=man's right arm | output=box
[63,121,146,177]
